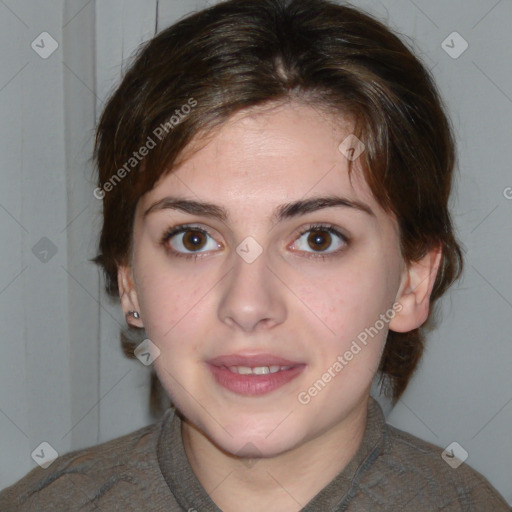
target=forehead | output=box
[139,102,381,218]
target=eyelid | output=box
[295,223,349,242]
[161,223,217,243]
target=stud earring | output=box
[126,310,140,319]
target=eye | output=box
[161,225,221,257]
[291,224,348,256]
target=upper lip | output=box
[207,353,304,367]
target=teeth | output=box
[253,366,270,375]
[236,366,254,375]
[228,365,292,375]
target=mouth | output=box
[207,354,306,396]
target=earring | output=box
[126,310,140,319]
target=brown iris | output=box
[307,230,331,251]
[182,230,207,251]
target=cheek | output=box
[137,269,208,397]
[295,261,391,337]
[291,259,394,387]
[134,257,214,345]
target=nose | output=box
[217,247,287,332]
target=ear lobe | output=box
[389,246,442,333]
[118,265,143,327]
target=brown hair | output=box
[93,0,463,405]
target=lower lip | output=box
[207,364,305,396]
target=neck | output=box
[182,398,369,512]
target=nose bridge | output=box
[217,242,286,331]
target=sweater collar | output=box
[157,397,387,511]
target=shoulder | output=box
[0,411,174,511]
[363,418,510,511]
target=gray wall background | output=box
[0,0,510,504]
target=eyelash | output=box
[160,223,349,260]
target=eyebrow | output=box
[144,195,375,222]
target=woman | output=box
[1,0,509,510]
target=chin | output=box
[208,419,306,460]
[223,436,297,460]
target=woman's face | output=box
[124,102,408,457]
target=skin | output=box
[119,101,441,511]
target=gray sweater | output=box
[1,398,509,511]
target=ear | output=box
[389,246,442,333]
[118,265,143,328]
